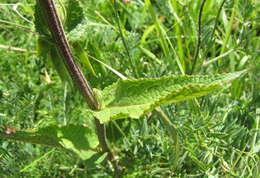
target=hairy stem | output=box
[38,0,98,110]
[38,0,123,176]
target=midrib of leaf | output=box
[102,72,241,107]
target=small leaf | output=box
[139,46,161,64]
[91,71,246,123]
[73,42,97,77]
[0,125,99,160]
[141,24,156,44]
[65,0,84,32]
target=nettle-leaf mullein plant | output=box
[0,0,248,176]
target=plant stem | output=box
[112,0,137,77]
[220,0,237,55]
[94,119,123,177]
[38,0,123,176]
[0,44,37,53]
[190,0,207,74]
[38,0,98,110]
[208,0,227,45]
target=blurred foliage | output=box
[0,0,259,177]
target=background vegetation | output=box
[0,0,259,177]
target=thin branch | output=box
[0,19,32,31]
[112,0,137,77]
[203,49,234,66]
[12,3,33,24]
[0,44,37,53]
[209,0,227,44]
[190,0,207,74]
[95,119,124,177]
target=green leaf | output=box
[48,47,72,85]
[0,125,99,160]
[34,0,50,36]
[35,0,83,34]
[91,71,246,123]
[72,42,97,77]
[67,21,90,43]
[37,37,72,86]
[37,36,51,59]
[139,46,161,64]
[65,0,84,32]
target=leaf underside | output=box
[91,71,245,123]
[0,125,99,160]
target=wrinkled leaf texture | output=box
[91,71,246,123]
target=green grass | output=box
[0,0,259,177]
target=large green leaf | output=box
[0,125,99,160]
[91,71,246,123]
